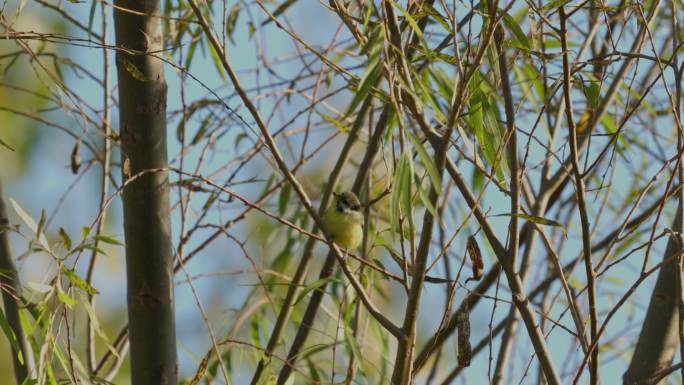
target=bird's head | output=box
[333,191,361,214]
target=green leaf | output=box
[390,154,410,238]
[278,184,291,216]
[294,278,334,306]
[261,0,297,26]
[76,243,108,257]
[375,235,402,263]
[399,148,416,239]
[344,326,363,362]
[36,209,47,240]
[486,43,501,82]
[568,277,584,290]
[417,183,437,218]
[0,137,15,151]
[82,226,91,239]
[471,90,500,169]
[61,267,99,295]
[429,67,454,102]
[602,113,618,134]
[122,59,149,82]
[605,276,625,285]
[79,292,120,360]
[478,90,508,184]
[184,29,201,71]
[298,343,329,360]
[59,228,72,251]
[495,213,567,236]
[347,48,382,116]
[321,114,349,133]
[26,281,52,294]
[0,308,23,365]
[503,12,531,50]
[413,68,446,123]
[392,0,422,40]
[93,234,124,246]
[226,3,241,43]
[306,358,322,382]
[87,0,97,40]
[208,42,227,82]
[57,289,78,307]
[250,312,261,346]
[542,0,572,11]
[191,115,212,145]
[585,82,601,108]
[10,199,50,250]
[408,132,441,194]
[422,4,450,32]
[400,152,415,238]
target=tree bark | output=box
[0,181,31,384]
[113,0,177,383]
[623,203,682,385]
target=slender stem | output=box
[85,0,111,373]
[559,6,599,384]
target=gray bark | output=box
[623,203,682,385]
[113,0,177,383]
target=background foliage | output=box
[1,0,684,384]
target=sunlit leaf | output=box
[61,267,99,295]
[10,199,50,250]
[82,226,91,239]
[58,228,72,251]
[208,43,227,82]
[57,289,77,307]
[321,114,349,133]
[93,234,124,246]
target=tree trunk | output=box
[113,0,177,383]
[0,181,32,384]
[623,203,682,385]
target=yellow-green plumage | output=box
[324,192,363,250]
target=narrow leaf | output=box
[408,132,442,194]
[93,235,124,246]
[61,267,99,295]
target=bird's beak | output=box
[332,192,339,198]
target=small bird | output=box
[324,191,363,251]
